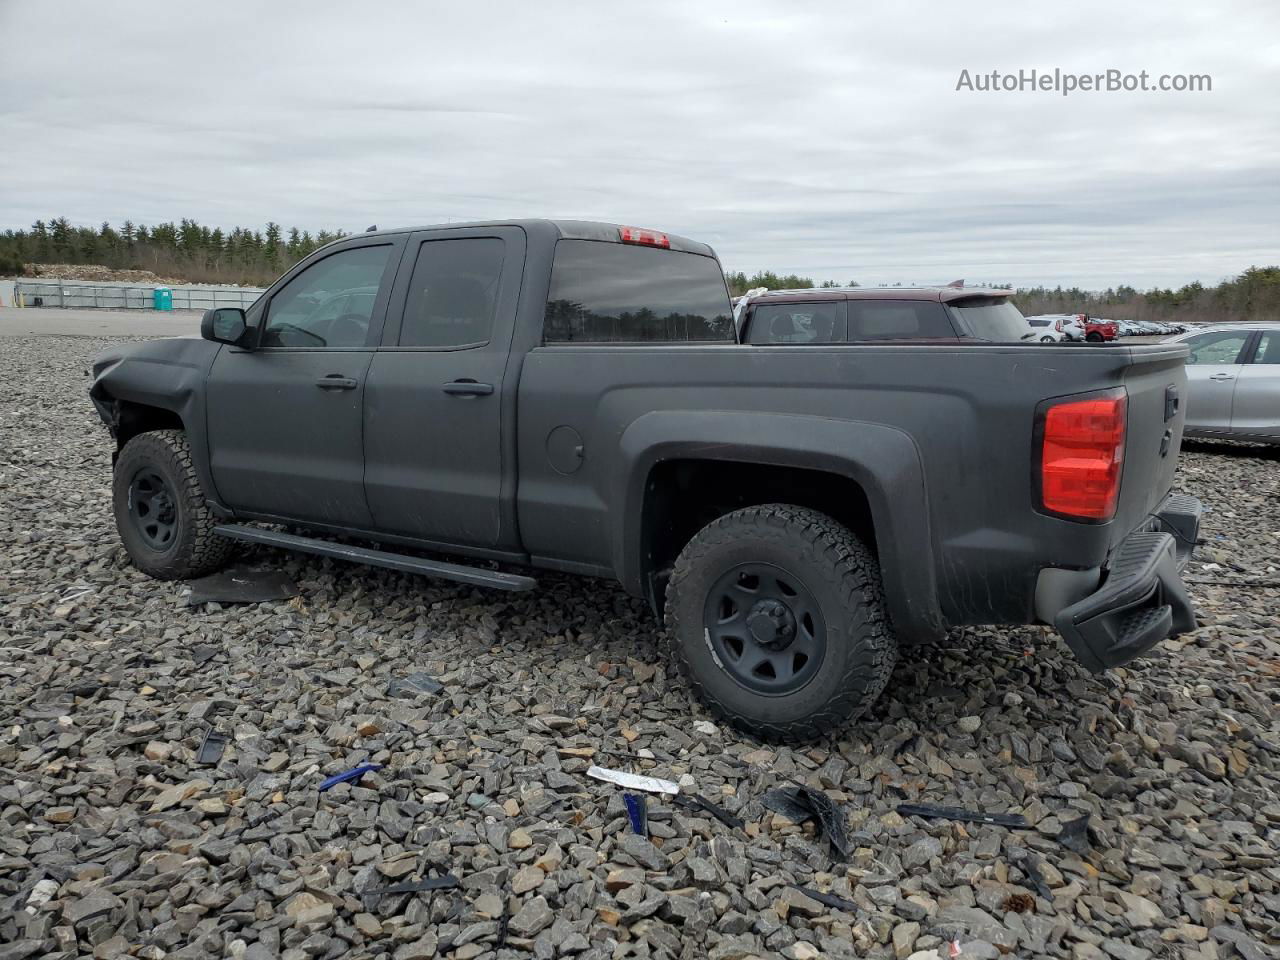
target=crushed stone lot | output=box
[1,334,1277,960]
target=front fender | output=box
[613,410,944,643]
[88,337,227,514]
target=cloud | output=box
[1,0,1276,288]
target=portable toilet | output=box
[153,286,173,311]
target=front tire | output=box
[1086,332,1104,342]
[112,429,234,580]
[664,504,897,742]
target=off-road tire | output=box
[664,503,897,743]
[112,429,234,580]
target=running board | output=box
[213,524,538,592]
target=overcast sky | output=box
[2,1,1277,289]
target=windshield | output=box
[949,297,1032,341]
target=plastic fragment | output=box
[624,792,648,836]
[319,763,383,791]
[673,792,745,831]
[196,730,228,765]
[189,644,220,665]
[586,764,679,796]
[1057,813,1091,853]
[387,672,445,698]
[187,566,299,605]
[1010,848,1053,901]
[362,874,459,900]
[792,884,857,912]
[761,784,851,860]
[896,802,1029,829]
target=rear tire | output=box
[1086,332,1104,342]
[112,429,234,580]
[664,504,897,743]
[1041,336,1055,342]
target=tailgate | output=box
[1112,344,1189,544]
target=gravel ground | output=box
[1,335,1277,960]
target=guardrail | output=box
[14,280,266,311]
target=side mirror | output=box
[201,307,248,346]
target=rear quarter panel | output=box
[515,342,1188,628]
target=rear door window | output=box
[745,302,847,344]
[544,240,733,343]
[849,300,956,341]
[399,238,505,348]
[1247,331,1280,364]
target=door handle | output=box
[1209,373,1235,381]
[315,375,358,390]
[442,379,494,397]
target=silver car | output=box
[1167,323,1280,443]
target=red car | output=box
[1079,314,1118,342]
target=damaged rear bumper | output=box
[1052,493,1202,672]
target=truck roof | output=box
[739,286,1014,305]
[356,219,718,258]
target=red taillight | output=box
[619,226,670,248]
[1038,390,1127,521]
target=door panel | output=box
[207,350,375,525]
[205,238,402,526]
[363,227,525,547]
[1180,330,1251,434]
[1232,331,1280,439]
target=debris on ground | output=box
[791,884,858,913]
[361,874,461,901]
[195,729,227,765]
[624,792,648,835]
[386,671,445,698]
[1056,813,1092,853]
[586,764,680,795]
[2,336,1277,960]
[318,763,382,791]
[761,783,852,860]
[186,565,299,605]
[897,802,1030,828]
[673,791,745,830]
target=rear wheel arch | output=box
[613,412,946,644]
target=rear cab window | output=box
[849,300,956,341]
[745,302,847,344]
[543,240,733,343]
[948,296,1034,342]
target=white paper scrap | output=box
[586,764,680,796]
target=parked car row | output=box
[1115,319,1191,337]
[1023,313,1119,342]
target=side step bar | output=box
[213,524,538,592]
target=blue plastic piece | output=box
[319,763,383,792]
[624,792,647,836]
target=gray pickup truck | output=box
[89,219,1201,742]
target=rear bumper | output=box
[1053,493,1201,672]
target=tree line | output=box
[2,218,1276,324]
[0,218,350,286]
